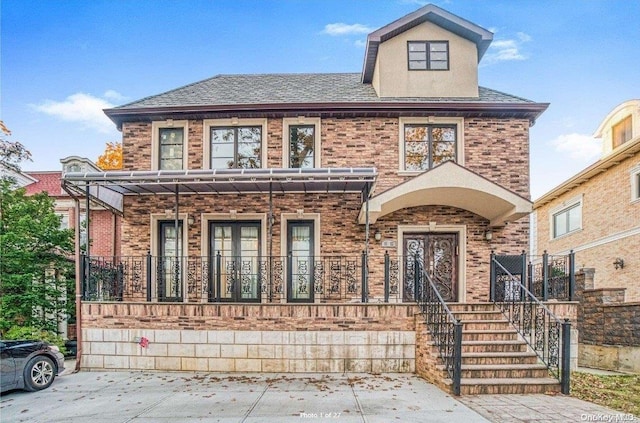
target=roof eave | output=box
[533,136,640,208]
[105,101,548,129]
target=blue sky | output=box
[2,0,639,198]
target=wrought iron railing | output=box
[491,251,575,301]
[529,251,575,301]
[490,257,571,394]
[81,253,377,302]
[413,256,462,396]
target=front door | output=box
[210,222,261,302]
[403,233,458,302]
[287,220,315,302]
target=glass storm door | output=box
[287,221,315,302]
[403,233,458,302]
[158,221,183,301]
[211,222,261,302]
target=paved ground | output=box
[1,363,636,423]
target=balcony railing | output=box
[490,251,575,302]
[81,253,411,303]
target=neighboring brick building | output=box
[63,5,575,394]
[533,100,640,302]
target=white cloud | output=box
[549,133,602,161]
[33,92,117,133]
[103,90,127,102]
[354,39,366,48]
[483,32,531,64]
[322,23,372,36]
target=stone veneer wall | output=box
[575,269,640,373]
[80,303,418,373]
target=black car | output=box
[0,340,65,392]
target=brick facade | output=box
[535,151,640,302]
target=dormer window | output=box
[612,115,632,149]
[408,41,449,70]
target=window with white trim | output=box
[203,119,267,169]
[283,117,321,169]
[152,120,188,171]
[399,117,463,173]
[552,202,582,238]
[612,115,632,149]
[632,166,640,202]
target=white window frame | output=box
[151,120,189,171]
[282,117,321,169]
[549,195,583,240]
[203,118,268,169]
[398,117,464,175]
[631,164,640,203]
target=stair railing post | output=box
[489,250,496,302]
[561,319,571,395]
[146,251,152,302]
[542,250,549,301]
[384,251,390,303]
[568,250,576,301]
[413,254,420,303]
[453,321,462,396]
[521,250,527,302]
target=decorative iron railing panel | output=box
[413,257,462,396]
[490,255,571,394]
[81,254,377,302]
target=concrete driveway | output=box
[0,369,489,423]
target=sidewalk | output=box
[2,364,636,423]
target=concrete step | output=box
[451,310,505,321]
[461,351,539,365]
[461,340,528,353]
[459,363,550,379]
[459,377,561,395]
[462,329,519,341]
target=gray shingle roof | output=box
[114,73,535,110]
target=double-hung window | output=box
[631,165,640,202]
[612,115,632,149]
[289,125,315,168]
[152,121,188,171]
[211,126,262,169]
[159,128,185,170]
[403,124,457,171]
[552,202,582,238]
[408,41,449,70]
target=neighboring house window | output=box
[159,128,185,170]
[65,163,81,173]
[552,202,582,238]
[403,124,456,171]
[408,41,449,70]
[632,166,640,202]
[612,115,632,149]
[56,212,69,230]
[210,126,262,169]
[283,117,321,169]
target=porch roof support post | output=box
[363,182,370,303]
[174,187,181,302]
[73,197,83,373]
[268,181,273,302]
[85,184,90,258]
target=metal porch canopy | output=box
[61,167,378,215]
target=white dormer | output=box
[361,4,493,98]
[594,99,640,157]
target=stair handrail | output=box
[416,267,462,396]
[491,257,571,394]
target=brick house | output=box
[533,99,640,372]
[63,5,576,394]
